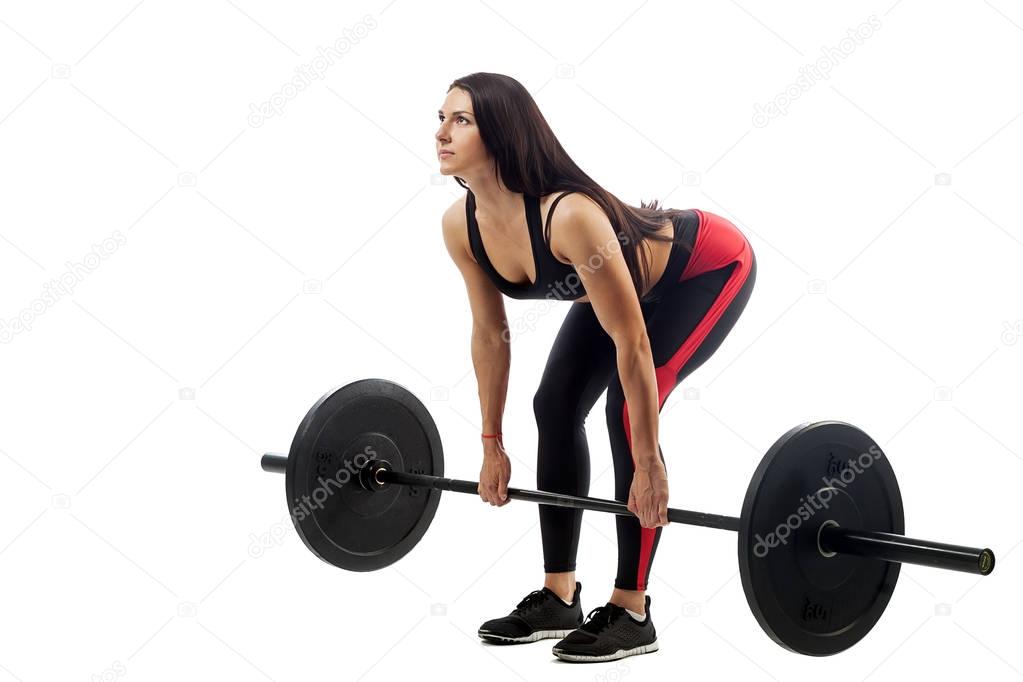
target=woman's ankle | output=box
[609,588,645,615]
[543,572,576,603]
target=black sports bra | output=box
[465,189,585,301]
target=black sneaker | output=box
[477,582,583,644]
[551,595,658,662]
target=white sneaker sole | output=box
[478,628,577,644]
[552,639,659,662]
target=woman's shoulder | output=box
[541,190,601,216]
[541,191,608,264]
[442,194,475,264]
[444,193,468,223]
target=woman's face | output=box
[436,87,487,176]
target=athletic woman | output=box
[437,73,756,662]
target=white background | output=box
[1,0,1021,680]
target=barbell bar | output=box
[261,452,993,576]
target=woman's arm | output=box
[552,195,660,462]
[441,202,510,438]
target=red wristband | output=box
[481,432,502,439]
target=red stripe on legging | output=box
[620,209,754,590]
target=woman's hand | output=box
[479,439,511,506]
[627,459,670,528]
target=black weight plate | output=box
[738,421,904,656]
[284,378,443,571]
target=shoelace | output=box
[513,589,549,613]
[578,604,623,635]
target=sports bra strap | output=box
[543,191,575,243]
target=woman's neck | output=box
[467,177,523,226]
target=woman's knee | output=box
[533,382,583,427]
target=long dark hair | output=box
[447,72,693,299]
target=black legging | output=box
[533,209,757,590]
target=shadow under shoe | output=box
[477,582,583,644]
[552,595,658,662]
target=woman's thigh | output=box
[648,250,757,390]
[605,251,758,463]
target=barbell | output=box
[258,377,996,656]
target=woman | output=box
[437,73,756,663]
